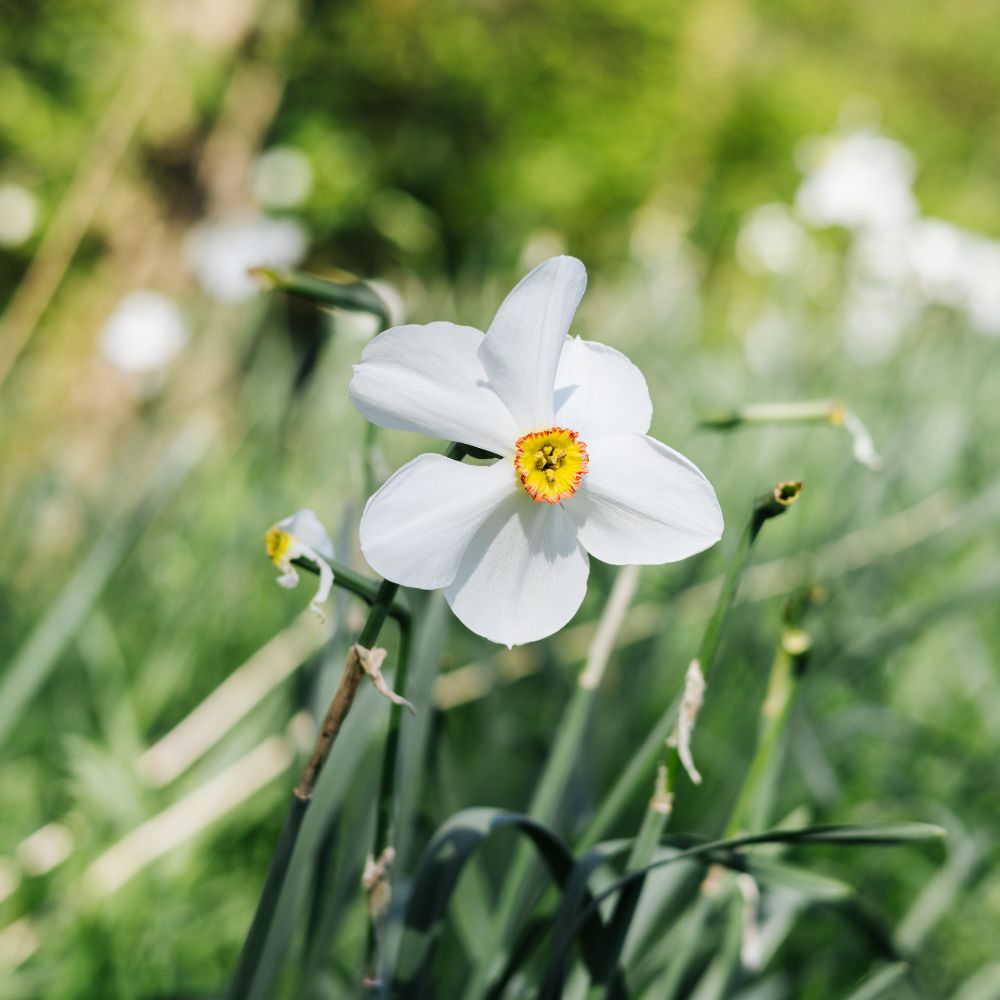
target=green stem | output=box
[373,622,411,855]
[255,265,394,501]
[226,793,309,999]
[472,566,642,997]
[575,482,803,852]
[235,442,469,997]
[726,644,796,838]
[700,400,839,428]
[365,621,412,985]
[292,556,409,628]
[662,480,802,796]
[726,595,814,837]
[227,580,399,999]
[570,483,803,991]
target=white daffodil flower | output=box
[350,256,724,647]
[264,509,335,620]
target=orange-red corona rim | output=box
[514,426,589,503]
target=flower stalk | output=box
[365,622,413,987]
[725,586,819,837]
[231,441,471,997]
[582,483,804,988]
[701,399,883,470]
[227,579,401,999]
[472,564,642,995]
[578,481,803,849]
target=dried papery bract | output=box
[588,480,806,991]
[666,659,706,785]
[362,846,396,922]
[295,644,411,801]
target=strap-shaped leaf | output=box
[389,808,624,998]
[543,822,943,994]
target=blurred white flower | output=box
[264,509,335,620]
[252,147,313,209]
[0,183,39,247]
[905,218,967,306]
[736,203,812,276]
[842,282,914,364]
[796,131,918,232]
[350,256,723,646]
[186,214,308,303]
[960,237,1000,336]
[851,227,910,287]
[100,290,188,373]
[743,308,795,375]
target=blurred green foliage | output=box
[1,0,999,997]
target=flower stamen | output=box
[264,510,335,621]
[514,426,589,503]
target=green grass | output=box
[2,1,1000,996]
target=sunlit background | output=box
[2,0,999,996]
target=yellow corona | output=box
[514,426,589,503]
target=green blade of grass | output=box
[0,419,214,750]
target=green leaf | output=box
[252,267,391,328]
[546,822,943,993]
[842,962,910,1000]
[389,808,624,999]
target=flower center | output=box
[264,526,292,563]
[514,426,589,503]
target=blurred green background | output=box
[1,0,999,996]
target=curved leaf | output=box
[389,808,622,998]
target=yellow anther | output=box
[264,526,291,563]
[514,426,589,504]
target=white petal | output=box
[350,322,518,455]
[445,496,589,646]
[277,509,334,559]
[479,256,587,431]
[554,336,653,440]
[360,455,514,589]
[566,433,723,565]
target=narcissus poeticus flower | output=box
[350,256,723,646]
[265,509,335,620]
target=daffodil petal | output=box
[276,509,334,560]
[445,496,589,647]
[480,256,587,430]
[360,455,515,589]
[554,336,653,439]
[350,322,518,454]
[567,433,723,564]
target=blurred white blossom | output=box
[959,237,1000,336]
[186,214,308,303]
[842,282,913,364]
[100,290,188,373]
[905,218,967,306]
[0,183,39,248]
[796,130,918,232]
[252,147,313,209]
[736,203,812,276]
